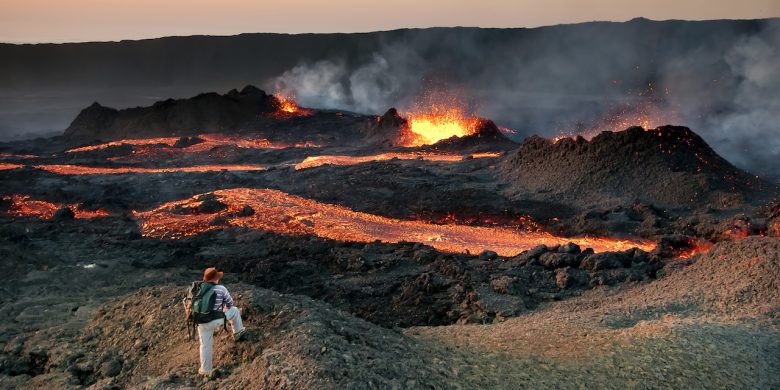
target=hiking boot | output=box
[234,329,248,342]
[199,368,219,379]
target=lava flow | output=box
[0,163,23,171]
[65,137,180,153]
[134,188,655,255]
[1,195,109,219]
[34,164,266,175]
[65,133,300,155]
[294,152,501,170]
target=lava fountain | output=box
[399,106,481,147]
[134,188,655,255]
[273,95,313,117]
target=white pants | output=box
[198,306,244,373]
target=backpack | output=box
[183,281,226,340]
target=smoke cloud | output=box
[269,20,780,176]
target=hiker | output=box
[194,267,246,376]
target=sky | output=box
[1,0,779,43]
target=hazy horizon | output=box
[1,0,778,44]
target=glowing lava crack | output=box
[134,188,655,255]
[34,164,266,175]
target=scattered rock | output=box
[53,207,75,221]
[478,250,498,261]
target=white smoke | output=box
[269,21,780,176]
[707,26,780,172]
[272,43,425,114]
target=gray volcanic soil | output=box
[1,217,777,388]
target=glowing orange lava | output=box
[400,107,481,146]
[274,95,313,117]
[0,153,38,159]
[65,134,300,155]
[134,188,655,255]
[2,195,109,219]
[675,239,715,259]
[65,137,180,153]
[0,163,23,171]
[294,152,501,170]
[34,164,266,175]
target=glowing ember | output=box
[0,163,23,171]
[400,107,481,146]
[675,239,715,259]
[552,85,678,141]
[134,188,655,255]
[1,195,109,219]
[34,164,266,175]
[294,152,501,170]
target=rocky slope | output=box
[499,126,773,210]
[62,86,376,146]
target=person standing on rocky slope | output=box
[196,267,247,377]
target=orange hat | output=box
[203,267,224,282]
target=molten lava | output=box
[65,134,293,155]
[411,211,543,232]
[0,153,38,159]
[65,137,180,153]
[400,107,481,147]
[134,188,655,255]
[294,152,501,170]
[1,195,109,219]
[0,163,23,171]
[34,164,266,175]
[273,95,313,117]
[674,239,715,259]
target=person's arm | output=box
[222,287,234,309]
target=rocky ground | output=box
[1,215,777,388]
[1,95,779,388]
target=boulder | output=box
[53,207,75,221]
[555,267,588,289]
[579,252,630,271]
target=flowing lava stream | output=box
[294,152,501,170]
[34,164,266,175]
[1,195,109,219]
[134,188,655,255]
[64,134,310,154]
[0,163,23,171]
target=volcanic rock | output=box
[171,136,204,148]
[423,119,517,152]
[63,86,278,140]
[365,108,408,144]
[238,205,255,217]
[555,267,588,288]
[52,207,75,221]
[499,126,773,210]
[539,252,579,269]
[580,252,631,271]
